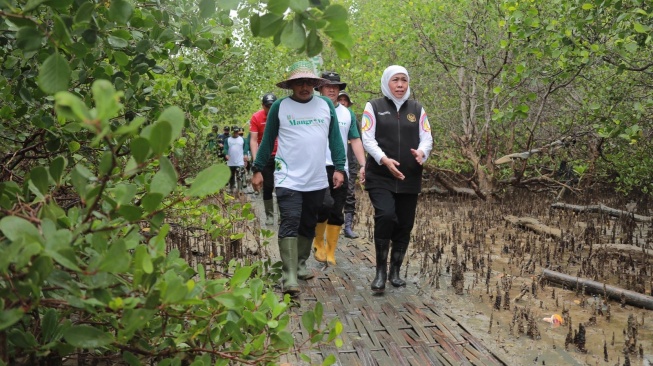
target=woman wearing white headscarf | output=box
[361,65,433,293]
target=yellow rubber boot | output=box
[312,221,327,263]
[325,224,341,265]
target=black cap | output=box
[316,71,346,91]
[212,124,219,130]
[261,93,277,107]
[231,126,240,132]
[223,126,230,131]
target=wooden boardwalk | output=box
[281,239,507,366]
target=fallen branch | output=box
[593,243,653,257]
[542,269,653,310]
[504,215,562,239]
[422,185,479,199]
[494,137,573,165]
[550,202,652,223]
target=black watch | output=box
[251,165,263,174]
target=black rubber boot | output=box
[344,212,359,239]
[388,243,407,287]
[371,239,390,293]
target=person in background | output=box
[312,72,366,266]
[205,124,220,157]
[249,93,278,224]
[338,91,361,239]
[361,65,433,293]
[216,126,230,161]
[224,126,249,193]
[251,61,346,295]
[239,128,251,178]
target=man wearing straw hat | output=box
[251,61,347,296]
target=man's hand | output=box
[359,165,366,184]
[333,171,345,189]
[251,172,263,192]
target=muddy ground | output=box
[222,182,653,366]
[349,186,653,366]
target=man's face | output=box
[338,96,351,107]
[290,79,316,101]
[319,84,340,104]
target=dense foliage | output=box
[0,0,350,364]
[322,0,653,199]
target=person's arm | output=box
[361,102,386,164]
[252,102,280,170]
[324,98,345,171]
[249,116,259,159]
[243,135,250,155]
[412,107,434,164]
[223,138,230,159]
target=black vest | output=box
[365,97,424,194]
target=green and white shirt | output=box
[253,96,346,191]
[325,103,360,172]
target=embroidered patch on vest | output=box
[407,113,417,122]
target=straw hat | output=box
[276,61,329,89]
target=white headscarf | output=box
[381,65,410,111]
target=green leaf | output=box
[199,0,215,18]
[109,0,133,24]
[49,156,67,185]
[16,26,44,52]
[8,328,38,348]
[258,14,284,37]
[186,164,230,197]
[118,205,143,222]
[74,1,96,23]
[322,4,348,21]
[0,309,24,331]
[130,137,150,163]
[301,311,315,331]
[55,91,91,122]
[0,216,42,244]
[331,41,351,59]
[157,106,185,144]
[289,0,309,12]
[581,3,593,10]
[134,245,153,274]
[63,325,114,348]
[267,0,290,15]
[281,18,306,49]
[230,266,253,287]
[30,166,50,195]
[634,22,650,34]
[217,0,239,10]
[92,80,121,122]
[99,240,130,273]
[194,38,212,50]
[149,121,172,155]
[38,52,71,94]
[306,29,323,57]
[107,35,129,49]
[141,192,163,212]
[150,156,177,197]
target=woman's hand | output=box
[381,157,405,180]
[411,149,425,165]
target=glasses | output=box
[292,79,315,87]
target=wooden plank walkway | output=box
[281,239,507,366]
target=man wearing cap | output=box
[312,72,366,266]
[205,124,220,157]
[249,93,278,224]
[251,61,346,296]
[224,126,249,192]
[338,91,361,239]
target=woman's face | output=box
[388,73,408,99]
